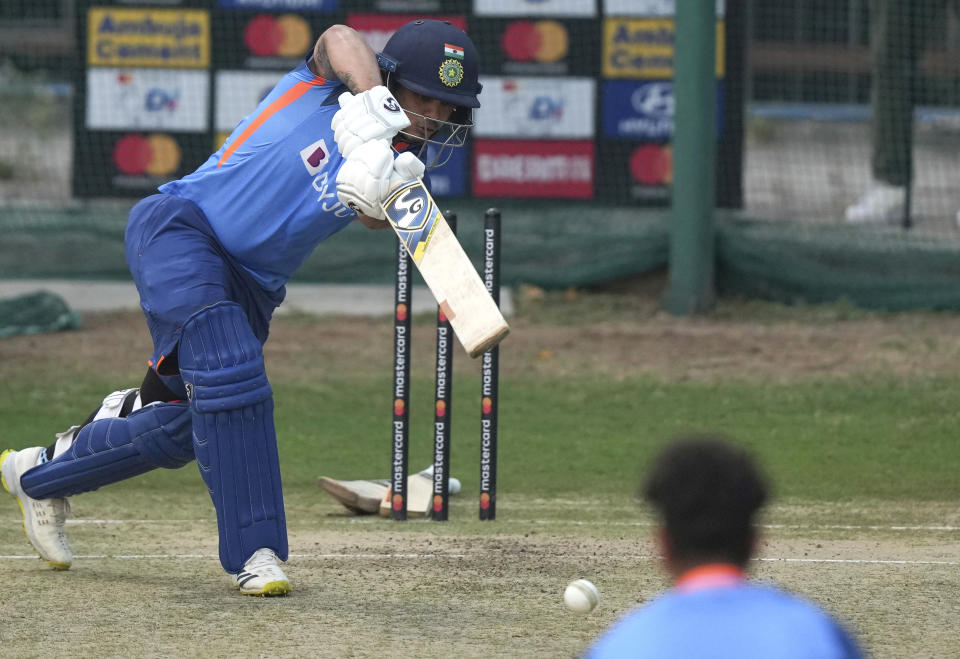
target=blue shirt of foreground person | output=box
[586,436,863,659]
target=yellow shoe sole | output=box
[239,580,292,597]
[0,449,13,493]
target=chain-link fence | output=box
[2,1,959,309]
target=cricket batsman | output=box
[1,19,481,595]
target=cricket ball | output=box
[564,578,599,614]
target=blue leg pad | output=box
[180,301,287,573]
[21,402,193,499]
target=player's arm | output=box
[313,27,410,160]
[310,25,381,93]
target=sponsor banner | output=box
[425,142,468,197]
[218,0,338,9]
[473,140,594,199]
[501,19,568,74]
[469,18,597,77]
[474,0,597,17]
[602,80,724,140]
[210,11,313,69]
[73,131,211,197]
[87,68,209,132]
[602,18,725,79]
[474,76,594,139]
[501,19,567,65]
[630,143,672,188]
[347,14,467,54]
[87,8,210,69]
[214,70,285,131]
[603,0,724,17]
[113,133,183,177]
[241,13,313,67]
[595,140,671,203]
[603,80,672,140]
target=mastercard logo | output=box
[481,396,493,414]
[630,145,673,186]
[479,492,491,509]
[113,133,180,176]
[502,20,568,63]
[392,493,404,511]
[396,303,408,321]
[394,399,405,415]
[433,494,443,512]
[244,14,311,57]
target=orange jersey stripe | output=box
[675,563,745,591]
[217,75,326,169]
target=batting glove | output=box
[389,152,426,190]
[336,139,395,219]
[336,142,427,220]
[332,86,411,159]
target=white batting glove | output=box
[388,152,426,190]
[332,86,411,159]
[336,139,395,219]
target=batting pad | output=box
[179,301,288,573]
[20,402,194,500]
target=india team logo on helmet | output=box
[440,59,464,87]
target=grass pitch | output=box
[1,284,960,657]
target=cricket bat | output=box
[380,179,509,358]
[379,472,433,518]
[317,477,389,515]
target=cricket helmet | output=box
[377,19,482,109]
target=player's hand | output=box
[332,86,411,158]
[388,152,425,190]
[336,139,395,219]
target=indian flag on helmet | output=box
[444,43,464,60]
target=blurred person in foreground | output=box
[845,0,960,225]
[0,19,481,596]
[586,436,863,659]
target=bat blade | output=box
[381,179,509,358]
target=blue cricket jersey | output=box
[159,58,356,291]
[586,565,863,659]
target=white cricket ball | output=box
[564,578,600,614]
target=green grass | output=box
[3,289,959,518]
[276,374,960,501]
[4,370,958,505]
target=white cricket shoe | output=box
[0,447,72,570]
[231,548,292,596]
[844,182,906,224]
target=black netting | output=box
[2,1,960,311]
